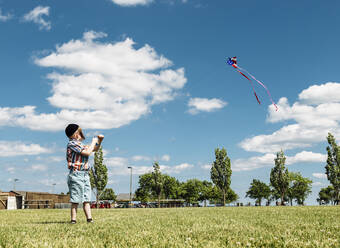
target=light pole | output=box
[52,183,56,194]
[13,178,19,191]
[127,166,132,207]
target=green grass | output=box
[0,206,339,247]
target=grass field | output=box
[0,206,339,248]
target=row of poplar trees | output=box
[246,151,313,206]
[319,133,340,205]
[89,133,340,206]
[246,132,340,206]
[135,147,235,207]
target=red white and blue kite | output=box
[227,57,278,111]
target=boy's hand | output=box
[92,136,99,144]
[97,135,104,141]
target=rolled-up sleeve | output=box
[68,140,85,154]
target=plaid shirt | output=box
[66,139,89,171]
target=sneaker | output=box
[87,218,93,223]
[70,220,76,224]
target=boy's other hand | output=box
[97,135,104,140]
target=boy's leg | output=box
[71,203,78,221]
[83,202,92,220]
[83,172,93,222]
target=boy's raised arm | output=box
[93,135,104,152]
[81,137,99,156]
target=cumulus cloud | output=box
[239,82,340,153]
[6,167,15,174]
[188,97,227,115]
[0,8,12,22]
[232,151,326,171]
[161,154,170,162]
[161,163,193,174]
[312,173,327,179]
[312,182,325,187]
[111,0,153,6]
[131,155,151,162]
[201,164,211,170]
[0,31,187,131]
[286,151,326,165]
[0,141,51,157]
[23,6,51,30]
[31,164,48,171]
[106,156,192,175]
[299,82,340,105]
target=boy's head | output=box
[65,124,85,140]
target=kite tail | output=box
[237,66,278,111]
[233,64,261,105]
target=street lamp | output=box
[13,178,19,191]
[127,166,132,207]
[52,183,56,194]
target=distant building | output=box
[0,191,70,210]
[116,193,135,203]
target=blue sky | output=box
[1,0,340,205]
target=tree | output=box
[209,187,238,205]
[152,162,163,208]
[325,133,340,205]
[89,147,108,206]
[198,180,215,207]
[317,185,336,205]
[211,147,232,206]
[287,172,312,206]
[246,179,271,206]
[100,188,117,201]
[181,179,203,206]
[270,150,290,205]
[163,175,181,199]
[134,173,154,203]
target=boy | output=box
[65,123,104,224]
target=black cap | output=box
[65,124,79,138]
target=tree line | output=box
[89,133,340,206]
[135,148,237,207]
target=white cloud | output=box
[39,179,60,186]
[233,153,275,171]
[111,0,189,6]
[312,182,325,187]
[299,82,340,105]
[286,151,326,165]
[240,82,340,153]
[111,0,153,6]
[131,155,151,162]
[161,154,170,162]
[201,164,211,170]
[31,164,47,171]
[6,167,15,174]
[188,97,227,115]
[105,156,192,175]
[161,163,194,174]
[23,6,51,30]
[48,156,64,162]
[0,141,51,157]
[0,8,12,22]
[0,31,186,131]
[312,173,327,179]
[106,157,128,167]
[232,151,326,171]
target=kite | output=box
[227,57,278,111]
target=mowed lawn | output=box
[0,206,339,248]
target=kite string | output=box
[233,65,261,105]
[237,66,278,111]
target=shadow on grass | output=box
[34,221,70,224]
